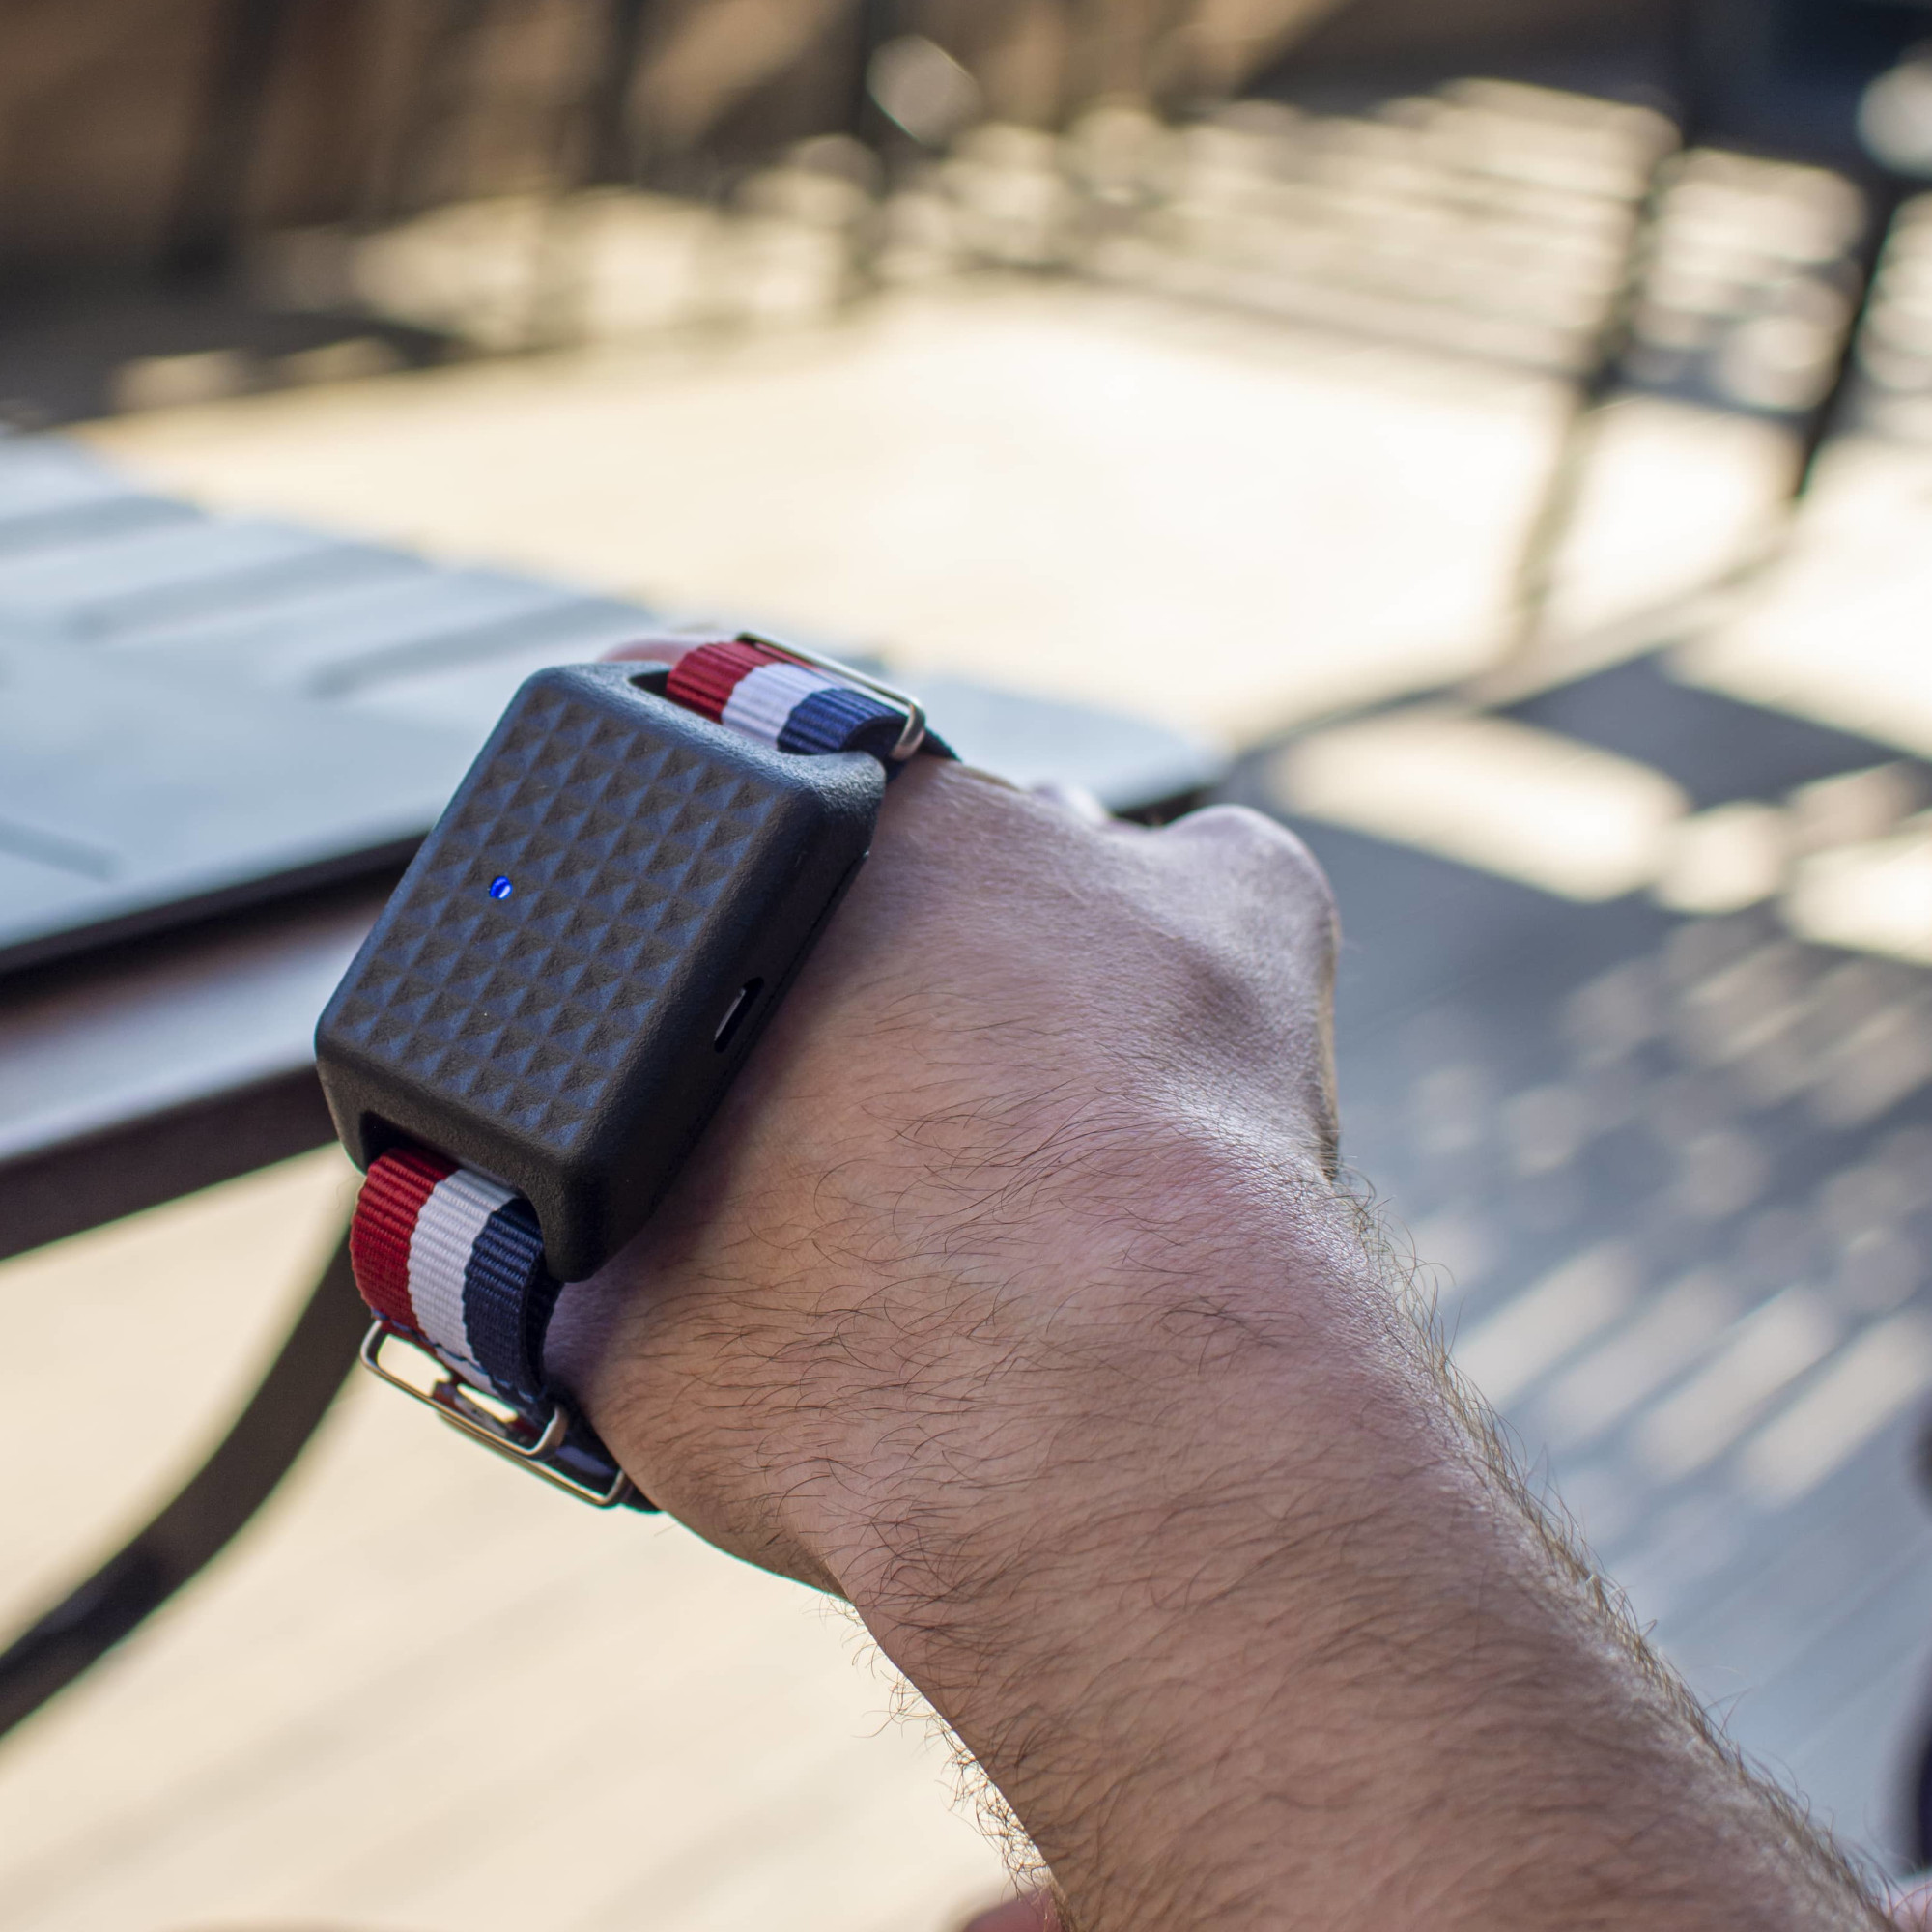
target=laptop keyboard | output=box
[0,441,651,730]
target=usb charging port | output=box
[714,979,763,1052]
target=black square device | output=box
[316,663,886,1280]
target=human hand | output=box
[554,638,1344,1601]
[548,637,1881,1932]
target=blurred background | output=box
[7,0,1932,1925]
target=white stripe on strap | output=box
[720,661,835,747]
[408,1168,512,1389]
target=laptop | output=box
[0,435,1224,976]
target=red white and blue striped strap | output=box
[347,638,949,1507]
[668,638,949,760]
[352,1147,557,1411]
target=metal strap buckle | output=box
[359,1321,635,1510]
[738,633,930,763]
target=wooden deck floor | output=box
[0,1153,1009,1932]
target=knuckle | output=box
[1162,806,1337,915]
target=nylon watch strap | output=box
[348,638,952,1509]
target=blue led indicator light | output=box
[489,875,515,901]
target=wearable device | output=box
[315,637,952,1509]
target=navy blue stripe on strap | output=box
[461,1195,557,1410]
[777,683,906,758]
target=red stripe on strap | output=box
[349,1146,455,1332]
[667,640,784,723]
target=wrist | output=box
[564,1055,1882,1931]
[799,1123,1375,1601]
[833,1195,1472,1926]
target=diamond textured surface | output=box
[327,678,791,1155]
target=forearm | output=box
[817,1170,1886,1932]
[551,765,1886,1932]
